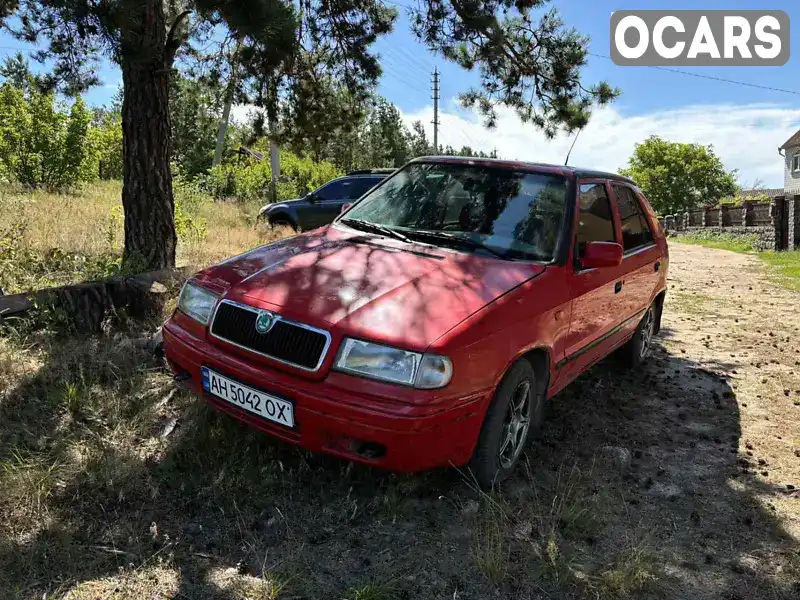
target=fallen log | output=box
[0,267,194,332]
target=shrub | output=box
[91,113,124,180]
[173,171,209,244]
[0,83,96,188]
[204,150,342,204]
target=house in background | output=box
[779,130,800,250]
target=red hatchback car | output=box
[164,157,668,487]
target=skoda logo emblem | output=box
[255,310,277,334]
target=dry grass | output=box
[1,223,798,599]
[0,181,292,294]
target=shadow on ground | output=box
[1,325,798,600]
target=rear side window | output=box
[576,183,615,258]
[346,177,384,199]
[614,185,654,251]
[316,180,348,201]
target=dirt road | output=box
[2,242,799,600]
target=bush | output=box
[91,113,124,180]
[0,83,96,188]
[173,171,209,244]
[204,150,342,204]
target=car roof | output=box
[337,173,389,180]
[408,156,636,185]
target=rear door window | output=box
[315,180,348,201]
[576,183,616,258]
[613,185,654,252]
[345,177,384,199]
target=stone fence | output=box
[660,197,797,251]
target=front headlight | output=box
[334,338,452,389]
[177,281,219,325]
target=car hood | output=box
[195,226,546,350]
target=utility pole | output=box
[431,68,439,154]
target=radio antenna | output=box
[564,128,582,166]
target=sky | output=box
[1,0,799,187]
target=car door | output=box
[562,180,628,378]
[311,177,385,227]
[608,183,662,333]
[307,179,350,228]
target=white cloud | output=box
[231,104,263,125]
[402,99,800,188]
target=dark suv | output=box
[258,169,393,231]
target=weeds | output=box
[470,493,509,583]
[347,582,398,600]
[590,541,660,599]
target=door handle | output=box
[654,261,660,272]
[614,281,623,294]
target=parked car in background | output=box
[258,169,393,230]
[165,157,668,488]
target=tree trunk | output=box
[120,0,177,270]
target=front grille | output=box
[210,301,330,370]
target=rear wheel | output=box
[470,359,543,489]
[621,303,656,367]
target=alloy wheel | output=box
[639,307,655,360]
[498,380,532,469]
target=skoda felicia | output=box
[164,157,668,487]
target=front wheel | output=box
[269,218,298,232]
[469,359,543,489]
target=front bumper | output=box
[163,318,488,472]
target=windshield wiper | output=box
[340,218,412,243]
[402,230,509,260]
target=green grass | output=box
[760,250,800,290]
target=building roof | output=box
[780,130,800,150]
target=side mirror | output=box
[306,192,319,203]
[340,202,352,214]
[580,241,623,269]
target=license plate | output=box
[201,367,294,428]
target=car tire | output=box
[269,217,298,232]
[469,359,543,489]
[620,302,657,368]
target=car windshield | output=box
[339,162,569,261]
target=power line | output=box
[381,69,429,94]
[391,46,432,72]
[588,52,800,97]
[380,54,429,82]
